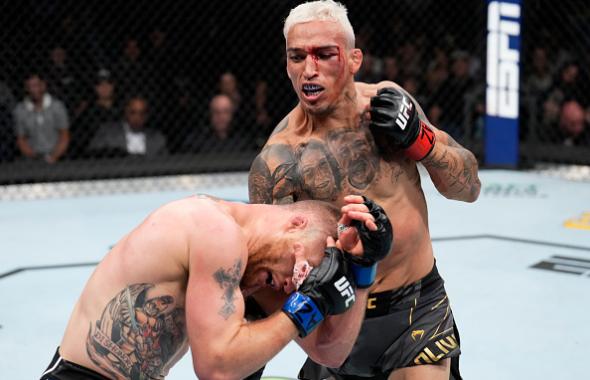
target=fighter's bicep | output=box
[185,232,246,354]
[249,144,300,204]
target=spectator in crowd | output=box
[218,71,242,109]
[522,47,554,140]
[545,60,586,106]
[217,71,245,121]
[380,55,401,83]
[182,94,255,154]
[164,77,201,154]
[430,50,476,139]
[397,39,423,78]
[557,101,590,146]
[69,68,120,158]
[524,47,554,105]
[354,51,381,83]
[400,75,426,105]
[114,37,153,98]
[145,28,176,115]
[424,46,450,99]
[0,77,16,162]
[45,45,86,119]
[88,96,167,157]
[13,72,70,163]
[540,59,587,142]
[146,28,170,68]
[254,80,272,132]
[253,46,298,144]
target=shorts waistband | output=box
[41,348,111,380]
[365,262,442,319]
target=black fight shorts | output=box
[298,263,462,380]
[40,348,110,380]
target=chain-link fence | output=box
[0,0,588,187]
[520,0,590,166]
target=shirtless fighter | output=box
[248,1,481,379]
[40,194,393,380]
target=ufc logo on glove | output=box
[334,276,355,307]
[395,96,413,130]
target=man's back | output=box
[58,197,239,379]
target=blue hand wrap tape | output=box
[282,292,324,337]
[352,263,377,288]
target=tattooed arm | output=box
[372,81,481,202]
[420,127,481,202]
[185,221,299,380]
[249,143,301,204]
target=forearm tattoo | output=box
[422,136,480,198]
[214,259,242,320]
[86,283,186,380]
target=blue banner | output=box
[485,0,522,166]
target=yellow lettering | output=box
[564,212,590,231]
[440,335,458,350]
[414,352,432,365]
[367,297,377,309]
[435,341,449,354]
[424,347,444,363]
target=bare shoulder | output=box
[143,197,241,246]
[355,81,403,98]
[267,106,302,141]
[146,197,247,275]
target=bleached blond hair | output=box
[283,0,356,49]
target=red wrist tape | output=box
[405,121,436,161]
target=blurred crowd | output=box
[0,1,588,166]
[0,33,267,164]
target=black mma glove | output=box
[370,87,436,161]
[348,196,393,288]
[282,247,356,337]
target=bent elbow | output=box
[440,183,481,203]
[308,352,347,369]
[194,356,239,380]
[465,181,482,203]
[309,342,350,369]
[321,355,348,369]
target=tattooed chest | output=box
[251,128,402,203]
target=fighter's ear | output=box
[288,215,308,231]
[349,48,363,74]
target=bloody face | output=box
[286,20,357,116]
[241,233,326,296]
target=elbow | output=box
[310,352,348,369]
[194,355,241,380]
[320,355,348,369]
[309,340,350,368]
[464,180,482,203]
[440,182,481,203]
[194,366,237,380]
